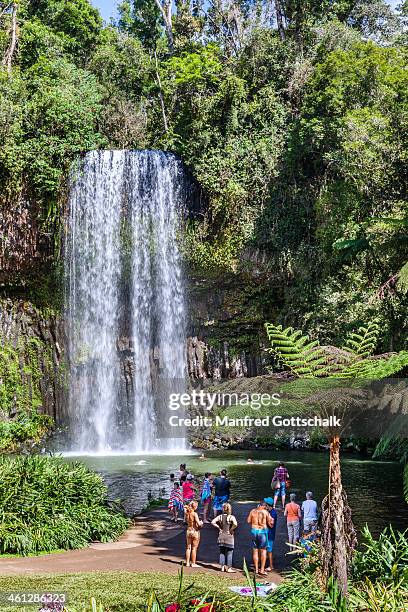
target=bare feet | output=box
[190,563,201,568]
[226,568,236,573]
[258,571,268,576]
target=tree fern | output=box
[342,321,380,358]
[265,322,408,380]
[264,323,328,377]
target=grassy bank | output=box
[0,571,248,612]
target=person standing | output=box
[182,473,196,504]
[301,491,318,534]
[264,497,278,571]
[185,501,203,567]
[179,463,187,483]
[272,461,290,509]
[212,469,231,517]
[284,493,301,547]
[168,482,184,522]
[200,472,212,523]
[247,501,273,576]
[211,502,238,572]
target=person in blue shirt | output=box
[264,497,278,571]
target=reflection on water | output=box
[64,450,408,537]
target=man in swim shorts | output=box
[247,500,273,575]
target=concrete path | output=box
[0,502,290,582]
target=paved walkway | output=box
[0,502,290,582]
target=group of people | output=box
[167,461,319,574]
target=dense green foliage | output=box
[0,411,51,452]
[265,527,408,611]
[0,455,129,555]
[0,330,55,451]
[353,525,408,586]
[0,0,407,351]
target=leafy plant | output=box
[264,323,328,377]
[342,321,379,358]
[266,569,336,611]
[0,456,129,555]
[348,578,408,611]
[265,321,408,380]
[352,526,408,586]
[144,564,231,611]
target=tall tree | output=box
[1,1,19,73]
[153,0,174,50]
[265,321,408,594]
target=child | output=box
[200,472,212,523]
[168,482,184,522]
[182,474,196,503]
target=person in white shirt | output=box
[301,491,318,534]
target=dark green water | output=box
[66,450,408,537]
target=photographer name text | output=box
[168,415,342,428]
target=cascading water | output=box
[66,150,187,453]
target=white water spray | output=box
[66,150,187,453]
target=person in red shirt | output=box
[182,473,196,503]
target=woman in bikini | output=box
[184,500,203,567]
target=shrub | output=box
[0,411,51,452]
[352,526,408,586]
[0,455,129,555]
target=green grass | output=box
[0,572,249,612]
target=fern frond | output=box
[404,464,408,505]
[265,323,328,378]
[340,352,408,379]
[343,322,380,358]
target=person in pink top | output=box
[284,492,301,547]
[182,473,196,503]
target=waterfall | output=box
[66,150,187,453]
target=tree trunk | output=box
[154,0,174,52]
[320,436,357,596]
[154,51,169,133]
[2,2,18,74]
[275,0,285,41]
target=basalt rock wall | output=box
[186,271,279,381]
[0,299,65,421]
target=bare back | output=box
[247,506,271,530]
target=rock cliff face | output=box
[0,195,56,286]
[186,271,278,380]
[0,274,275,428]
[0,299,65,421]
